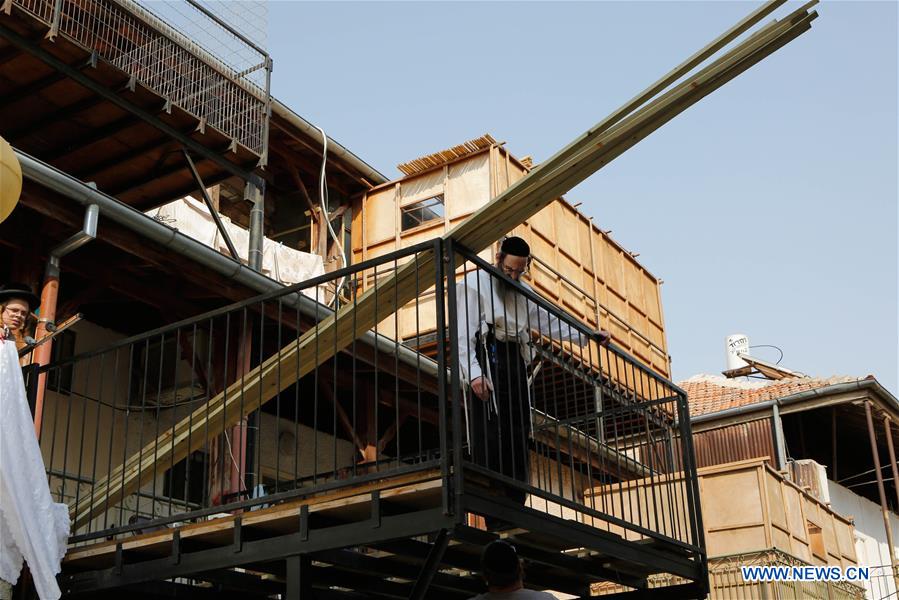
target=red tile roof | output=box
[679,374,869,418]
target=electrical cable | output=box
[749,343,784,365]
[315,125,347,306]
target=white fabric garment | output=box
[0,341,70,599]
[455,268,583,385]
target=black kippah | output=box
[482,540,518,575]
[500,236,530,257]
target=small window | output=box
[47,330,77,395]
[807,521,825,557]
[401,195,444,231]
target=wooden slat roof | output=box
[396,134,496,176]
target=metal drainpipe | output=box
[864,401,899,590]
[237,179,264,501]
[32,202,98,438]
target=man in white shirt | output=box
[468,540,557,599]
[455,237,610,525]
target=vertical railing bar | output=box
[414,250,422,463]
[118,344,136,528]
[582,334,598,521]
[220,312,231,508]
[434,242,449,515]
[444,240,464,519]
[312,285,320,486]
[73,356,91,530]
[293,302,301,491]
[168,328,182,520]
[256,300,265,497]
[643,403,661,538]
[372,261,379,475]
[276,298,283,495]
[103,348,121,530]
[332,290,339,481]
[351,273,358,479]
[132,338,152,522]
[201,318,214,510]
[556,314,578,519]
[149,332,166,520]
[393,254,400,471]
[236,307,248,501]
[185,323,198,512]
[655,378,676,541]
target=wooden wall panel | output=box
[364,187,397,246]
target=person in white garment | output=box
[0,283,69,600]
[468,540,556,599]
[455,237,610,528]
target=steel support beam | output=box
[462,491,702,582]
[284,555,311,600]
[183,149,239,260]
[408,529,450,600]
[0,21,263,187]
[59,508,454,595]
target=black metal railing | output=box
[446,239,704,552]
[32,238,704,569]
[35,240,447,541]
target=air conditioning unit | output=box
[789,459,830,505]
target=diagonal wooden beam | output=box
[70,0,817,529]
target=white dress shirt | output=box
[455,269,583,386]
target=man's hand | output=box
[596,329,612,346]
[470,376,493,401]
[0,325,9,342]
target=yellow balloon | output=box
[0,136,22,224]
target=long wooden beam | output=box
[71,1,817,529]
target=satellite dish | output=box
[0,137,22,224]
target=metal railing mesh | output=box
[9,0,270,156]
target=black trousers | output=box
[469,337,530,505]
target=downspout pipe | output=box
[14,149,436,378]
[33,201,99,438]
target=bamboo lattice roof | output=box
[396,134,497,176]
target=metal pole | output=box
[33,203,99,438]
[883,416,899,524]
[246,181,264,271]
[771,404,788,472]
[864,401,899,589]
[183,150,240,261]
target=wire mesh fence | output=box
[9,0,270,156]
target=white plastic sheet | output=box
[0,341,70,599]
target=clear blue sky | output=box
[268,1,898,393]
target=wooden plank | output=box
[71,4,817,530]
